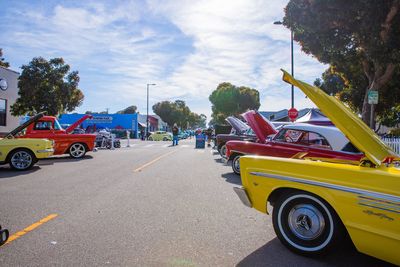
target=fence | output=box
[382,137,400,155]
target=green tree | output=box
[187,112,207,128]
[153,101,175,126]
[152,100,204,129]
[315,64,400,128]
[11,57,84,116]
[117,105,137,114]
[0,49,10,68]
[284,0,400,128]
[209,82,260,125]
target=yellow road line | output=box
[134,150,178,172]
[4,213,58,245]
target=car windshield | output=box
[245,128,255,135]
[274,128,332,150]
[54,119,63,130]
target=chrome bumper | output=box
[233,187,252,208]
[36,148,54,153]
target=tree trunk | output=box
[361,63,395,129]
[360,1,399,128]
[361,87,370,124]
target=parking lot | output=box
[0,139,390,266]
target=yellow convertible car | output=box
[234,70,400,265]
[0,113,54,171]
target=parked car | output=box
[233,70,400,265]
[226,110,363,174]
[0,113,54,170]
[21,114,96,159]
[148,131,172,141]
[178,131,188,140]
[215,116,257,158]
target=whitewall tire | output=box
[272,191,344,256]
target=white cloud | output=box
[1,0,327,120]
[147,0,326,117]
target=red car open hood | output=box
[65,115,93,133]
[242,111,277,143]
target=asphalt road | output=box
[0,139,392,266]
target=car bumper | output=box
[233,187,252,208]
[36,148,54,158]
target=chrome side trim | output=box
[250,171,400,204]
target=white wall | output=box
[0,66,20,134]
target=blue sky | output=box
[0,0,326,119]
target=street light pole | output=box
[290,29,294,109]
[146,83,156,140]
[274,20,294,108]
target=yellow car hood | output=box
[281,70,398,166]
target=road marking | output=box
[181,145,190,148]
[162,144,170,147]
[134,150,178,172]
[4,214,58,245]
[144,144,154,148]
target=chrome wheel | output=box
[10,150,33,170]
[272,192,344,255]
[232,155,241,174]
[220,145,227,159]
[288,204,325,240]
[69,143,86,158]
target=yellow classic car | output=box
[234,70,400,265]
[148,131,172,141]
[0,113,54,171]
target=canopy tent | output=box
[295,108,334,126]
[138,122,147,128]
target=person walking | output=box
[172,123,179,146]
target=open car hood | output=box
[225,116,249,135]
[65,114,93,133]
[242,110,277,143]
[282,70,398,166]
[5,113,45,138]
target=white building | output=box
[0,66,20,134]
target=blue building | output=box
[59,113,139,138]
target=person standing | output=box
[172,123,179,146]
[140,129,145,141]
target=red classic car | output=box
[225,110,364,174]
[21,114,96,158]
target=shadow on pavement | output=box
[237,238,393,267]
[221,172,242,185]
[0,165,41,179]
[39,155,93,164]
[214,158,225,163]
